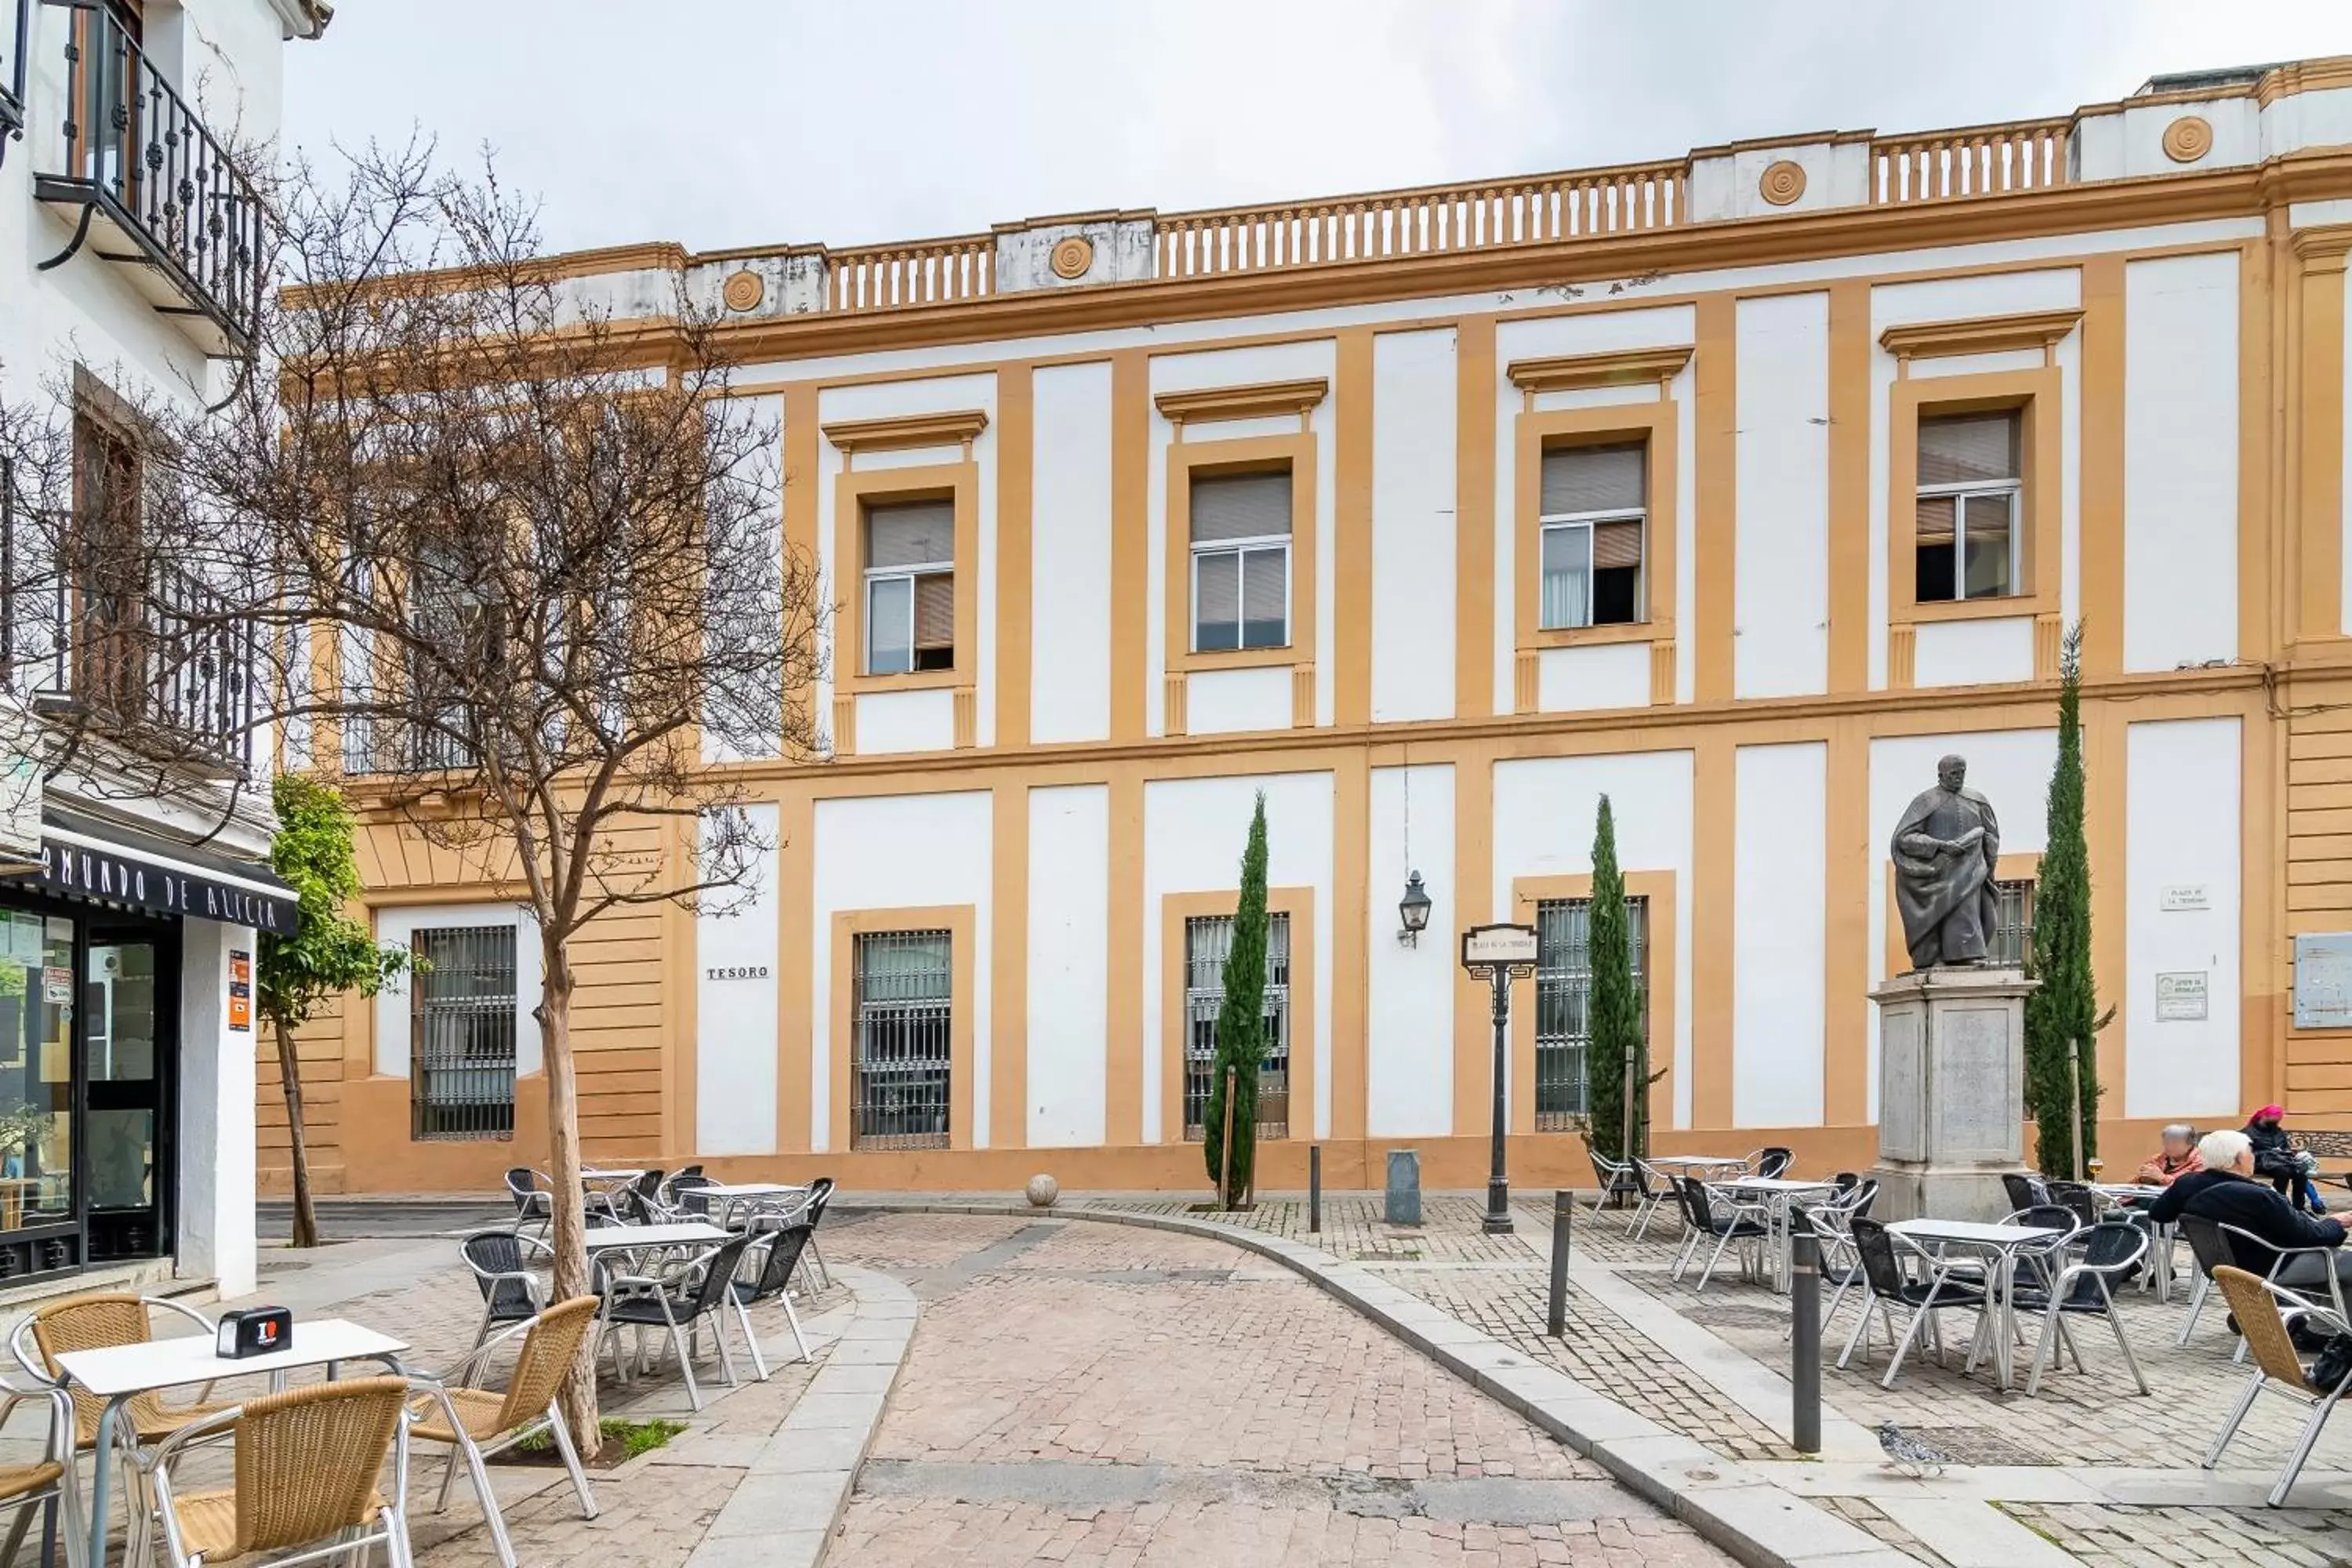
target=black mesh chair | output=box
[2002,1172,2053,1213]
[459,1231,549,1349]
[801,1177,837,1290]
[731,1222,817,1375]
[596,1233,757,1411]
[2176,1214,2236,1346]
[1754,1147,1795,1180]
[2006,1221,2151,1396]
[666,1174,718,1220]
[1840,1216,1989,1388]
[2045,1181,2101,1229]
[503,1168,553,1240]
[1668,1177,1769,1292]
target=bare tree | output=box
[16,143,828,1450]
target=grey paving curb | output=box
[847,1200,1915,1568]
[684,1265,918,1568]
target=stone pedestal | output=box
[1868,967,2035,1222]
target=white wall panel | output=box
[1913,616,2035,688]
[854,688,956,754]
[1367,765,1455,1138]
[1141,773,1335,1142]
[811,792,994,1152]
[1734,745,1828,1127]
[2124,253,2239,671]
[1733,292,1831,699]
[1537,643,1652,712]
[1867,730,2055,1120]
[1030,361,1116,742]
[1371,330,1459,723]
[697,804,779,1155]
[1185,666,1293,735]
[1493,752,1695,1128]
[2125,718,2241,1119]
[1027,786,1111,1147]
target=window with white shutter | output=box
[1189,468,1292,652]
[1915,412,2020,603]
[863,499,954,674]
[1537,441,1646,629]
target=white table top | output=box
[2092,1183,2168,1197]
[1888,1218,2067,1247]
[581,1222,729,1250]
[1645,1156,1748,1168]
[56,1319,408,1399]
[698,1182,806,1200]
[582,1168,648,1181]
[1717,1176,1839,1193]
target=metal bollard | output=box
[1308,1145,1323,1234]
[1789,1211,1821,1455]
[1548,1189,1573,1338]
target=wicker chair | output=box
[2203,1266,2352,1506]
[147,1376,412,1568]
[0,1371,84,1568]
[407,1297,601,1568]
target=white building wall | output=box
[1867,730,2056,1120]
[1370,329,1459,723]
[1537,644,1652,711]
[1494,307,1698,711]
[2125,717,2242,1119]
[1733,743,1827,1127]
[2123,252,2239,671]
[695,803,780,1155]
[179,917,258,1298]
[854,688,957,754]
[1733,292,1831,699]
[1869,270,2083,690]
[815,373,1000,748]
[1148,343,1338,735]
[1026,785,1111,1147]
[1141,773,1335,1142]
[1912,616,2037,688]
[1367,764,1455,1138]
[1030,362,1116,743]
[1185,666,1292,735]
[811,792,994,1152]
[1491,751,1696,1128]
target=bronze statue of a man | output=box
[1890,753,2002,970]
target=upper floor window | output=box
[1539,441,1646,630]
[1915,412,2020,604]
[863,499,954,676]
[1189,469,1291,652]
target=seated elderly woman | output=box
[2137,1124,2203,1189]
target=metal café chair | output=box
[2007,1221,2151,1397]
[1839,1217,1991,1388]
[2177,1215,2350,1360]
[1668,1177,1769,1292]
[2043,1180,2102,1229]
[459,1231,550,1351]
[147,1377,414,1568]
[731,1222,818,1376]
[665,1173,718,1221]
[1750,1146,1795,1180]
[2001,1172,2053,1212]
[503,1168,554,1240]
[2202,1266,2352,1507]
[800,1177,839,1290]
[0,1369,84,1568]
[595,1233,759,1411]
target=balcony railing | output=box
[1868,119,2074,205]
[2,0,27,148]
[31,1,265,354]
[0,465,256,779]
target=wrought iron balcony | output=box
[31,1,265,356]
[0,463,257,779]
[2,2,27,148]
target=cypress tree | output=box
[1586,796,1646,1163]
[2024,623,2107,1174]
[1203,793,1271,1207]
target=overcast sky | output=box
[283,2,2352,258]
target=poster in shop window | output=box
[228,951,252,1033]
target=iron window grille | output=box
[1181,911,1291,1141]
[409,924,518,1142]
[1534,895,1649,1128]
[852,929,953,1150]
[1991,877,2034,968]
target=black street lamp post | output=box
[1460,922,1538,1236]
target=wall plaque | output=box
[2154,971,2207,1022]
[2293,932,2352,1029]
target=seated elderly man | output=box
[2149,1128,2352,1293]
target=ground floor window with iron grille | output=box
[1181,912,1290,1142]
[1990,878,2034,968]
[1534,896,1647,1129]
[409,924,518,1141]
[852,929,953,1150]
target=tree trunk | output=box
[272,1017,321,1250]
[539,942,600,1459]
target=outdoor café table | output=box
[55,1316,409,1568]
[694,1182,808,1227]
[583,1219,731,1280]
[1885,1218,2067,1391]
[1645,1155,1748,1173]
[1715,1176,1840,1293]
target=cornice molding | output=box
[1878,308,2085,361]
[1505,345,1693,396]
[819,408,990,454]
[1152,378,1329,427]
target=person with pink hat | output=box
[2244,1105,2328,1215]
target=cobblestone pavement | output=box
[1996,1501,2352,1566]
[820,1212,1731,1566]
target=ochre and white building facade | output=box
[278,58,2352,1195]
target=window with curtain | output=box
[1915,412,2021,603]
[1538,441,1646,630]
[864,499,954,675]
[1189,469,1291,652]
